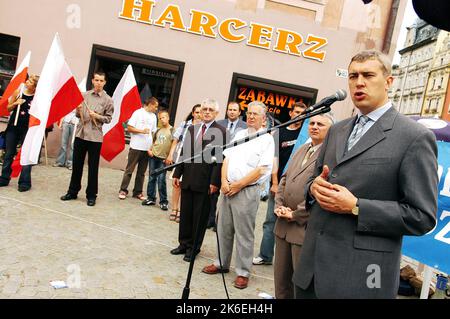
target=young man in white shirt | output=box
[118,97,158,200]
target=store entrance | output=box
[88,45,185,124]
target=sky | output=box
[393,0,419,64]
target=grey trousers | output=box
[119,148,149,196]
[274,235,302,299]
[214,185,260,278]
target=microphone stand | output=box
[154,103,333,300]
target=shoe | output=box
[18,185,31,192]
[169,210,177,221]
[252,256,272,265]
[160,203,168,211]
[118,191,127,200]
[260,195,269,201]
[142,199,156,206]
[133,193,145,200]
[67,166,72,170]
[87,199,96,206]
[52,163,64,167]
[0,180,9,187]
[60,193,77,201]
[233,276,249,289]
[202,264,229,275]
[183,255,192,262]
[175,211,180,223]
[170,246,187,255]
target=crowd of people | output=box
[0,50,438,299]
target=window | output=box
[88,45,184,126]
[0,33,21,98]
[228,73,317,124]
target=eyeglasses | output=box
[246,111,261,117]
[201,107,216,112]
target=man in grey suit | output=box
[216,101,247,140]
[294,50,438,299]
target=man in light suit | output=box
[294,50,438,299]
[216,101,247,140]
[274,112,334,299]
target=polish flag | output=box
[20,34,83,166]
[0,51,31,116]
[101,65,141,162]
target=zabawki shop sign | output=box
[119,0,328,62]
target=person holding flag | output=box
[60,72,113,206]
[0,74,39,191]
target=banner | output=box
[402,141,450,274]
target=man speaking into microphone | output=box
[294,50,438,299]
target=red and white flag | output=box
[20,34,83,166]
[0,51,31,116]
[101,65,141,162]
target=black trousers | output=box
[178,189,211,254]
[68,137,102,199]
[0,126,32,187]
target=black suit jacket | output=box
[173,121,228,192]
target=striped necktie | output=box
[301,145,315,167]
[347,115,370,152]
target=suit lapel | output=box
[338,107,398,165]
[291,145,320,180]
[336,118,356,164]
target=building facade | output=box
[0,0,406,168]
[389,19,450,119]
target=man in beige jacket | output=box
[273,112,334,298]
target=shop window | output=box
[228,73,317,124]
[88,45,184,126]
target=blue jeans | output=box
[56,122,75,167]
[258,193,276,262]
[146,156,168,204]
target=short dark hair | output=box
[293,101,307,110]
[158,108,169,116]
[93,71,106,80]
[349,50,391,76]
[145,97,159,106]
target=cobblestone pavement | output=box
[0,164,275,299]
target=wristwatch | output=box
[351,199,360,216]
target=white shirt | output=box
[223,128,275,185]
[227,119,239,135]
[63,109,78,125]
[127,108,157,151]
[355,101,392,138]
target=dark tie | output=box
[197,124,207,143]
[347,115,369,151]
[229,122,234,131]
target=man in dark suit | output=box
[170,98,227,262]
[216,101,247,140]
[294,50,438,299]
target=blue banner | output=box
[402,141,450,274]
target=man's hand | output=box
[310,165,333,199]
[209,185,219,194]
[173,178,180,188]
[164,157,173,165]
[274,206,294,220]
[15,98,25,106]
[88,109,99,120]
[226,181,243,197]
[142,128,150,134]
[270,183,278,196]
[314,183,358,214]
[148,150,154,157]
[221,181,230,194]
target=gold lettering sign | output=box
[119,0,328,62]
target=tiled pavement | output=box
[0,164,275,299]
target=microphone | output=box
[304,89,347,114]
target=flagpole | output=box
[43,133,48,166]
[13,85,25,126]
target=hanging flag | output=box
[10,149,22,178]
[101,65,141,162]
[0,51,31,116]
[20,34,83,166]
